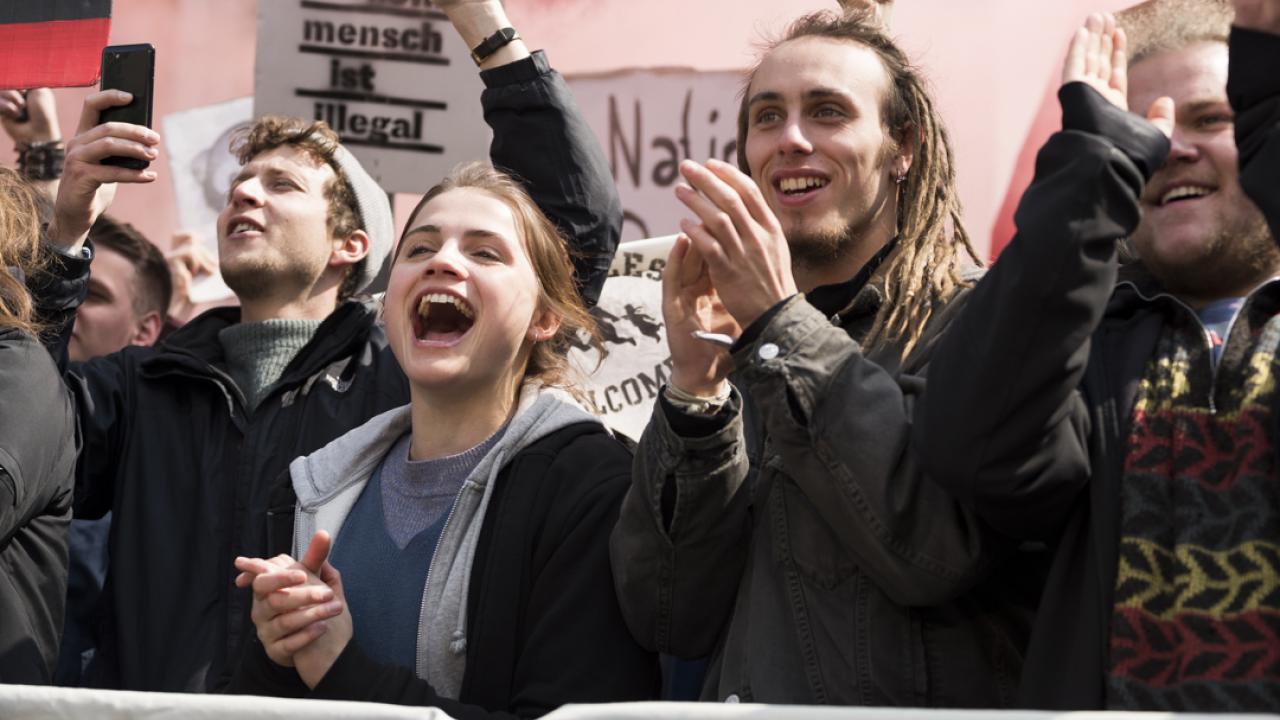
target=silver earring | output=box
[895,173,907,185]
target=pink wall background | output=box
[4,0,1139,259]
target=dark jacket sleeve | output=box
[310,433,657,718]
[480,51,621,307]
[1229,26,1280,241]
[226,634,311,699]
[611,391,751,658]
[24,241,128,521]
[62,351,144,521]
[27,242,91,370]
[912,83,1169,541]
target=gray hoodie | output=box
[288,384,602,699]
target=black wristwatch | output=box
[470,27,520,66]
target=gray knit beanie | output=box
[331,145,394,293]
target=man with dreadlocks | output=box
[915,0,1280,710]
[610,6,1040,707]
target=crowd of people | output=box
[0,0,1276,714]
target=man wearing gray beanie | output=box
[33,0,619,693]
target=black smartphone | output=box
[98,43,155,169]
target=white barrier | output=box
[0,683,446,719]
[2,687,1278,720]
[549,704,1279,720]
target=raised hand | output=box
[1061,13,1174,141]
[674,159,798,330]
[165,231,219,323]
[49,90,159,251]
[662,235,741,398]
[0,88,61,146]
[1232,0,1280,34]
[1062,13,1128,110]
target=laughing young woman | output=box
[230,163,657,717]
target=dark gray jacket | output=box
[0,328,77,683]
[612,282,1041,706]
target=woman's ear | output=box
[528,307,562,343]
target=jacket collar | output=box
[1111,261,1280,320]
[291,382,601,509]
[808,236,899,327]
[142,300,380,383]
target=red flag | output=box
[0,1,112,89]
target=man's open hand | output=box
[1062,13,1129,111]
[1062,12,1174,139]
[674,159,798,331]
[661,235,740,399]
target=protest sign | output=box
[572,235,677,440]
[0,0,112,89]
[162,96,255,302]
[254,0,490,194]
[567,69,743,243]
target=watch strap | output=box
[470,27,520,66]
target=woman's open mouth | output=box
[412,292,476,346]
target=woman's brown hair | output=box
[0,168,46,335]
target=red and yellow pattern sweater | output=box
[1107,294,1280,710]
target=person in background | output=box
[68,215,170,362]
[0,88,62,213]
[914,0,1280,709]
[55,214,172,686]
[0,167,76,683]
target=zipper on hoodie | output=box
[416,484,467,674]
[294,507,308,565]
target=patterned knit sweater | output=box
[1107,291,1280,710]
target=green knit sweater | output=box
[218,319,323,412]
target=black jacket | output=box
[913,29,1280,709]
[35,52,622,692]
[232,422,660,718]
[0,327,77,683]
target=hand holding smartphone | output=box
[98,43,155,169]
